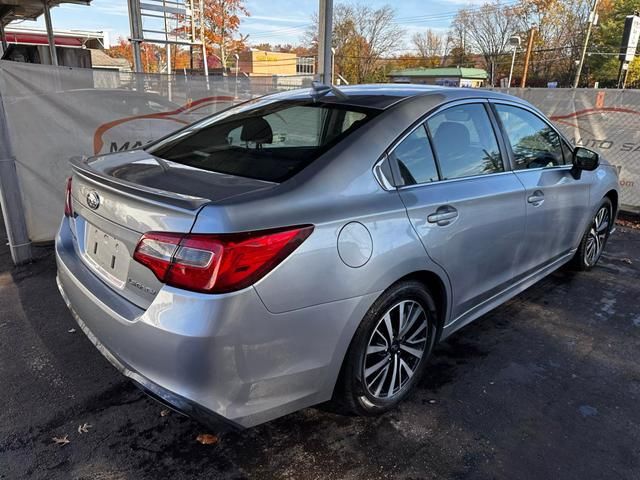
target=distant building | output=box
[1,26,110,68]
[388,67,488,88]
[89,49,132,73]
[238,50,315,78]
[239,50,298,77]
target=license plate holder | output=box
[85,224,127,287]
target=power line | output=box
[245,0,523,40]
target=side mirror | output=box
[572,147,599,171]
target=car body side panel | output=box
[579,164,620,240]
[399,173,527,322]
[513,166,590,273]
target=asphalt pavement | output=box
[1,222,639,480]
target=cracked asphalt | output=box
[1,221,639,480]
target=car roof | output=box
[277,84,522,110]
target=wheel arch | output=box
[330,268,450,406]
[604,189,618,229]
[392,270,449,342]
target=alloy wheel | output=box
[363,300,429,399]
[584,206,610,267]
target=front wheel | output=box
[335,281,437,416]
[573,198,612,271]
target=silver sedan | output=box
[56,85,619,429]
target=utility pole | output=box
[317,0,334,84]
[573,0,599,88]
[507,36,521,88]
[521,26,536,88]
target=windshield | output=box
[147,99,380,183]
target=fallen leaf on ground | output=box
[68,328,76,333]
[160,409,170,417]
[77,423,92,434]
[617,219,640,230]
[196,433,218,445]
[52,435,70,446]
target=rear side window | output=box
[148,100,378,182]
[494,104,565,169]
[426,104,504,180]
[390,125,439,185]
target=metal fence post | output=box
[0,70,32,264]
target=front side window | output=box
[390,125,439,185]
[426,104,503,180]
[495,104,565,169]
[148,100,378,183]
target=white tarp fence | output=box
[0,61,638,247]
[498,88,640,213]
[0,61,311,243]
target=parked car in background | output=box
[56,84,619,429]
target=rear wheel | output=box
[335,281,437,416]
[573,198,612,271]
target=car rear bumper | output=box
[56,273,242,431]
[56,217,378,428]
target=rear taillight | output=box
[133,225,314,294]
[64,177,74,217]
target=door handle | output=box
[427,206,458,226]
[527,190,545,206]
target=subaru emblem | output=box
[86,191,101,210]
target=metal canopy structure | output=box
[127,0,208,75]
[0,1,92,64]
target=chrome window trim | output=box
[372,155,395,191]
[397,170,516,191]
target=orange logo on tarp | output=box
[93,96,236,155]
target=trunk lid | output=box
[69,151,276,309]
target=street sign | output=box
[620,15,640,62]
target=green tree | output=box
[590,0,640,86]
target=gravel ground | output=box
[1,223,639,480]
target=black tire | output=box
[334,280,437,416]
[572,197,613,271]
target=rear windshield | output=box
[148,99,380,182]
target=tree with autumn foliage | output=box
[105,38,163,73]
[202,0,249,70]
[106,38,192,73]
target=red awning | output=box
[1,32,83,47]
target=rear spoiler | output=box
[69,155,211,212]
